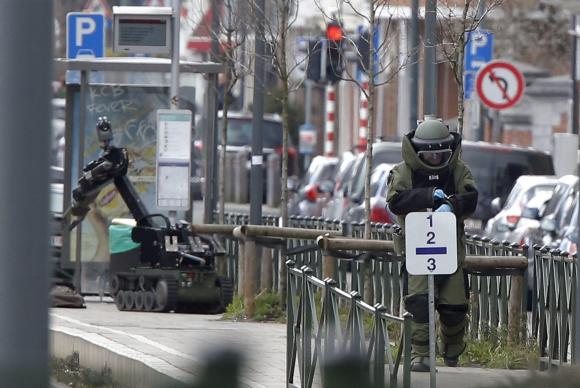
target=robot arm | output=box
[67,117,129,230]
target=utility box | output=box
[553,133,579,177]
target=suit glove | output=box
[433,189,447,201]
[435,203,453,213]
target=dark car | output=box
[460,141,555,233]
[194,112,299,201]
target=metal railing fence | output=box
[531,246,578,367]
[207,213,577,369]
[286,261,411,388]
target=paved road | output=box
[51,300,537,388]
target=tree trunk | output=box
[457,37,465,135]
[363,4,377,305]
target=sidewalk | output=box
[50,300,536,388]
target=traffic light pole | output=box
[305,80,313,125]
[409,0,419,131]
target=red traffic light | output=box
[326,23,343,41]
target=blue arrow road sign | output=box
[464,29,493,73]
[66,13,105,59]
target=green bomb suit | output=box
[386,131,478,361]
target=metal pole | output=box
[168,0,181,222]
[409,0,419,131]
[0,1,51,386]
[74,70,88,293]
[203,73,219,223]
[571,15,579,135]
[476,0,487,141]
[575,17,580,361]
[305,80,313,125]
[423,0,437,116]
[428,275,436,387]
[251,0,265,226]
[170,0,180,108]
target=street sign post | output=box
[464,29,494,100]
[476,60,525,110]
[405,212,458,388]
[66,13,105,59]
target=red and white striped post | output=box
[324,84,336,156]
[358,77,369,152]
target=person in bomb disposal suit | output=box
[386,116,478,372]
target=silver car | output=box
[484,175,557,243]
[288,155,339,217]
[343,163,397,224]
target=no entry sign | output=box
[476,60,525,110]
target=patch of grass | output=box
[462,324,539,369]
[254,291,285,322]
[222,295,246,321]
[222,292,285,322]
[51,352,123,388]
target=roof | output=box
[462,140,551,156]
[514,175,558,187]
[53,57,223,74]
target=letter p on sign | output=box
[76,17,96,47]
[66,13,105,59]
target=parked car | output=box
[343,163,397,224]
[484,175,557,242]
[321,152,357,220]
[194,111,299,201]
[558,196,578,256]
[461,141,555,233]
[537,175,578,249]
[288,155,339,217]
[505,190,553,247]
[335,142,403,220]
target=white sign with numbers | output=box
[405,212,458,275]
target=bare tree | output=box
[190,0,254,224]
[437,0,503,134]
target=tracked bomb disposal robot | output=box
[68,117,233,313]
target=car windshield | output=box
[218,117,283,148]
[543,182,571,217]
[369,171,384,196]
[335,158,356,191]
[461,146,554,203]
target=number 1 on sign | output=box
[427,214,433,227]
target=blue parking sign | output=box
[464,29,493,73]
[66,13,105,59]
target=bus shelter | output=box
[53,57,222,294]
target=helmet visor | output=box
[417,148,452,167]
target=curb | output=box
[50,326,194,388]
